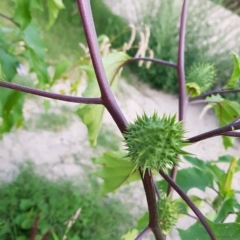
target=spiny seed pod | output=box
[186,63,216,97]
[158,195,179,234]
[124,112,190,174]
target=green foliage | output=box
[0,89,25,138]
[47,0,65,28]
[224,52,240,89]
[186,63,216,97]
[121,229,138,240]
[0,163,133,240]
[207,95,240,148]
[124,112,189,174]
[178,219,240,240]
[93,151,141,194]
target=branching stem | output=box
[159,170,216,240]
[0,81,102,104]
[76,0,127,132]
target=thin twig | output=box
[0,13,20,27]
[125,57,177,69]
[168,0,189,196]
[159,170,216,240]
[135,226,152,240]
[0,81,102,104]
[110,57,177,88]
[189,99,220,105]
[187,122,240,143]
[189,89,240,102]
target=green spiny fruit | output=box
[158,195,179,234]
[124,112,190,174]
[186,63,216,97]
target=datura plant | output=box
[124,112,190,174]
[186,62,216,97]
[1,0,240,240]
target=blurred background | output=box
[0,0,240,239]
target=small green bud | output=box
[186,63,216,97]
[124,112,190,174]
[158,195,179,234]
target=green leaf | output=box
[221,157,237,196]
[23,23,50,85]
[52,60,71,84]
[136,212,148,231]
[0,49,18,81]
[16,237,28,240]
[31,0,43,10]
[21,217,33,229]
[76,52,130,146]
[93,151,141,194]
[47,0,65,28]
[0,89,25,137]
[51,231,60,240]
[121,229,138,240]
[208,98,240,149]
[178,219,240,240]
[213,196,235,223]
[157,158,213,194]
[176,167,213,192]
[224,52,240,89]
[76,105,104,146]
[184,156,227,192]
[20,199,34,210]
[13,0,31,29]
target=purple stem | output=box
[76,0,127,132]
[187,122,240,143]
[0,81,102,104]
[221,132,240,137]
[177,0,189,121]
[110,57,177,89]
[0,13,20,26]
[168,0,189,195]
[135,226,152,240]
[159,170,216,240]
[125,57,177,69]
[140,170,165,240]
[189,89,240,102]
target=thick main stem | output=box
[140,170,165,240]
[168,0,189,196]
[76,0,127,132]
[76,0,164,238]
